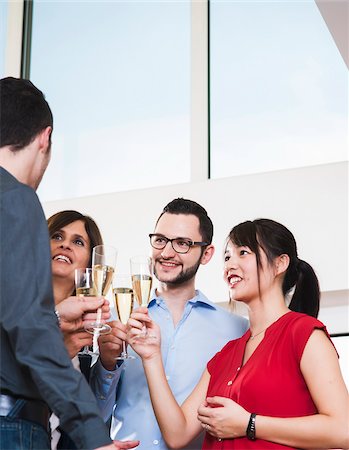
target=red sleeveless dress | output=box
[203,311,334,449]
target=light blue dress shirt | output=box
[90,290,248,450]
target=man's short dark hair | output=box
[156,198,213,244]
[0,77,53,151]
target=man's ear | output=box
[38,126,52,154]
[275,253,290,276]
[200,244,215,265]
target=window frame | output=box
[3,0,347,184]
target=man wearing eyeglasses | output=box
[91,198,248,449]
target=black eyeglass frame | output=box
[149,233,208,254]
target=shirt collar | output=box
[149,289,217,310]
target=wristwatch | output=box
[246,413,257,441]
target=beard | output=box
[154,256,202,286]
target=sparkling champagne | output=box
[76,286,97,297]
[132,274,152,306]
[114,288,134,324]
[93,264,114,296]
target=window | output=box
[209,0,348,178]
[30,1,191,201]
[0,1,8,77]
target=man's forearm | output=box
[90,359,123,422]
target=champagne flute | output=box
[85,244,117,335]
[113,274,135,360]
[75,267,97,356]
[130,255,153,338]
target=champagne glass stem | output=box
[141,300,147,334]
[79,345,90,356]
[96,307,102,326]
[93,330,100,354]
[122,340,127,358]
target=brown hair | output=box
[47,210,103,267]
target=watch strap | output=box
[246,412,257,440]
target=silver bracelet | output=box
[54,309,61,326]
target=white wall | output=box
[318,304,348,335]
[42,161,348,332]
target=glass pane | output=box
[210,0,348,178]
[30,1,190,201]
[0,1,8,77]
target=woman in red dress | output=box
[128,219,348,449]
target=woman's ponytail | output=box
[288,259,320,318]
[230,219,321,318]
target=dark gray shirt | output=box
[0,167,111,450]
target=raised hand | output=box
[57,296,110,332]
[63,329,93,358]
[197,396,250,440]
[98,321,127,370]
[113,440,140,449]
[81,298,111,328]
[95,440,139,450]
[127,307,161,360]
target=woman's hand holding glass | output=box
[75,267,111,356]
[127,307,161,360]
[98,320,128,370]
[63,327,93,359]
[130,255,153,339]
[85,244,117,335]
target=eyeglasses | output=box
[149,234,208,254]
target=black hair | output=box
[156,198,213,244]
[229,219,320,318]
[0,77,53,151]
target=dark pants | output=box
[0,416,50,450]
[0,394,50,450]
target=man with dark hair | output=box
[91,197,248,449]
[158,197,213,244]
[0,76,54,151]
[0,77,137,450]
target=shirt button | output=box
[153,440,159,445]
[166,375,170,381]
[170,345,175,350]
[106,374,113,379]
[166,315,170,320]
[99,395,106,400]
[237,367,240,371]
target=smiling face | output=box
[152,213,212,286]
[223,240,276,303]
[50,220,91,285]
